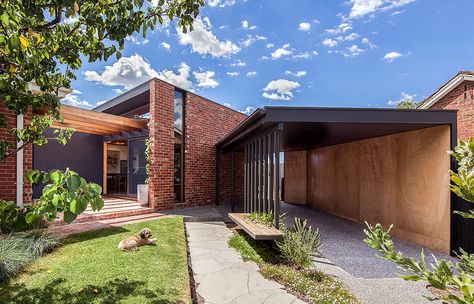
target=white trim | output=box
[419,74,474,109]
[16,114,24,207]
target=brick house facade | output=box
[1,79,246,210]
[418,71,474,140]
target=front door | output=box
[128,138,147,195]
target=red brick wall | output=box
[184,92,247,206]
[0,101,32,203]
[219,152,245,205]
[148,79,175,210]
[429,80,474,140]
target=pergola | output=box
[34,104,148,136]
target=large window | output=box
[174,90,184,202]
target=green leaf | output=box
[90,183,102,194]
[63,210,77,224]
[50,171,62,184]
[67,174,81,191]
[25,212,39,224]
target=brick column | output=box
[148,79,175,210]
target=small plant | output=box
[18,230,61,258]
[246,210,287,228]
[0,236,34,281]
[277,217,322,268]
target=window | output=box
[174,90,184,202]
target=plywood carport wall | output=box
[284,125,451,253]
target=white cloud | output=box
[262,79,300,101]
[383,51,403,62]
[84,54,159,90]
[242,35,267,47]
[158,63,193,91]
[266,43,292,60]
[292,51,317,59]
[125,35,149,45]
[161,42,171,51]
[242,20,257,30]
[323,38,338,47]
[326,23,353,35]
[344,44,364,57]
[62,93,93,109]
[347,0,416,19]
[337,32,360,41]
[240,106,256,115]
[229,60,246,67]
[387,92,416,106]
[299,22,311,31]
[362,37,377,48]
[285,70,307,78]
[177,17,240,57]
[227,72,239,77]
[193,71,219,88]
[266,43,274,48]
[96,100,108,106]
[113,88,124,94]
[207,0,236,7]
[246,71,257,77]
[85,55,196,91]
[72,89,82,94]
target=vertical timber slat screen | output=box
[242,130,281,227]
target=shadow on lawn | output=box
[61,226,131,245]
[233,229,281,264]
[0,277,182,304]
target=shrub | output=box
[0,230,61,282]
[0,200,44,232]
[0,236,34,281]
[246,210,287,228]
[18,230,61,258]
[277,217,322,268]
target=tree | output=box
[0,0,204,161]
[0,0,204,227]
[364,138,474,303]
[396,100,419,109]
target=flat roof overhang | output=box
[217,106,458,152]
[34,104,148,136]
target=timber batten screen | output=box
[243,128,281,228]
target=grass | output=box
[0,217,191,304]
[228,230,359,304]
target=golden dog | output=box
[118,228,157,251]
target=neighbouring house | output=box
[0,76,471,255]
[418,70,474,140]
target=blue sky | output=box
[64,0,474,114]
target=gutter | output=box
[16,114,23,207]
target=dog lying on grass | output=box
[118,228,157,251]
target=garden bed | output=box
[0,217,191,304]
[228,229,359,304]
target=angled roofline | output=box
[418,71,474,109]
[216,106,458,150]
[92,77,246,117]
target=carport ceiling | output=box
[217,106,458,152]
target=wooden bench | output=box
[228,213,283,240]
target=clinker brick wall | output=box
[429,80,474,140]
[184,91,246,207]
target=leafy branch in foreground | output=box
[364,138,474,304]
[0,0,204,162]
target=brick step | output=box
[55,207,155,225]
[84,203,144,213]
[90,200,139,207]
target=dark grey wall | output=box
[33,129,103,198]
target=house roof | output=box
[217,106,458,152]
[417,71,474,109]
[93,78,245,117]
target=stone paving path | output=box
[186,221,305,304]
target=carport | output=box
[216,107,458,254]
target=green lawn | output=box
[0,217,191,304]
